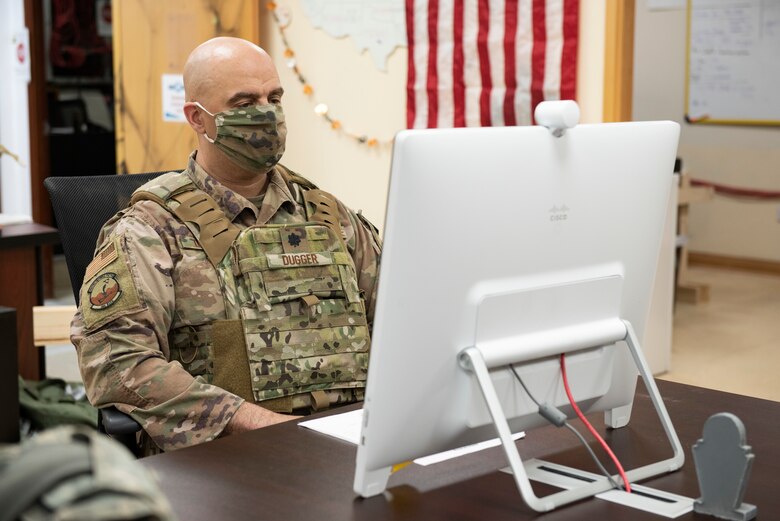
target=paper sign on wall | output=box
[96,0,112,37]
[162,74,186,122]
[647,0,685,10]
[13,29,31,84]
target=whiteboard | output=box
[686,0,780,125]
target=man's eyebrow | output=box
[226,91,261,105]
[226,88,284,106]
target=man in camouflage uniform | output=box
[71,37,381,453]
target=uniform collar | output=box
[256,166,299,224]
[185,152,298,225]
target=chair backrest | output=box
[44,172,174,303]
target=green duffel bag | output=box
[0,426,176,521]
[18,377,98,431]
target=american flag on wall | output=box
[406,0,579,128]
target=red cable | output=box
[560,353,632,493]
[690,178,780,200]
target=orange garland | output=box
[266,1,393,148]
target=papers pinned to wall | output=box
[161,74,186,123]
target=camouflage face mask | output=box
[195,102,287,173]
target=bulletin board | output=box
[685,0,780,126]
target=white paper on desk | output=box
[299,409,525,466]
[299,408,364,444]
[413,432,525,466]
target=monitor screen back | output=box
[357,121,680,472]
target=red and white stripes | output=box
[406,0,578,129]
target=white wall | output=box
[633,0,780,262]
[0,0,33,217]
[260,0,606,228]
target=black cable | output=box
[509,364,622,491]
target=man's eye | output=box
[270,97,282,105]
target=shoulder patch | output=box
[84,241,118,282]
[86,272,122,310]
[80,236,144,331]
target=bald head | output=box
[184,37,278,103]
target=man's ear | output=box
[183,102,206,133]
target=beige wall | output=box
[258,3,402,229]
[633,0,780,262]
[260,0,606,228]
[578,0,606,124]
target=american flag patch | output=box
[84,241,118,282]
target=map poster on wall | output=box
[300,0,406,71]
[686,0,780,125]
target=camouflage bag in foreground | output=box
[0,426,177,521]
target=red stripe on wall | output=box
[453,0,466,127]
[406,0,416,128]
[530,0,546,124]
[560,0,578,101]
[426,0,440,128]
[503,0,519,126]
[477,0,492,126]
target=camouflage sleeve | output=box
[338,202,382,329]
[71,208,244,452]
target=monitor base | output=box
[459,319,685,513]
[518,458,694,517]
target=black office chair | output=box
[44,171,174,452]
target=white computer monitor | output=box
[354,112,683,512]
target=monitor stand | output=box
[459,318,685,513]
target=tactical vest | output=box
[130,167,370,412]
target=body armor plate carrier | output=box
[131,168,370,412]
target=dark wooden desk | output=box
[0,223,60,380]
[141,381,780,520]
